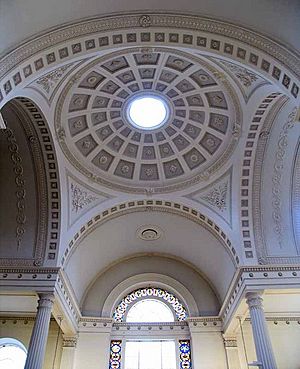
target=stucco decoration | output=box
[252,98,300,264]
[211,58,270,102]
[0,13,299,104]
[0,98,61,266]
[56,47,241,193]
[292,139,300,255]
[67,173,112,226]
[27,61,82,103]
[185,168,232,226]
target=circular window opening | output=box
[127,95,169,130]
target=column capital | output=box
[222,336,237,348]
[245,291,263,309]
[37,293,55,308]
[63,335,78,348]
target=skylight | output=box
[127,96,169,129]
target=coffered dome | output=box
[56,48,240,193]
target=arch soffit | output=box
[0,97,61,266]
[251,96,299,264]
[0,13,299,107]
[62,200,239,268]
[101,273,199,318]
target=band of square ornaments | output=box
[9,98,61,264]
[0,14,299,104]
[61,200,239,267]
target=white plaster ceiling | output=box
[57,48,238,192]
[64,210,236,304]
[1,0,299,53]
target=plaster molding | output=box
[220,265,300,330]
[62,200,239,268]
[102,273,199,318]
[292,139,300,254]
[67,172,112,227]
[252,96,300,264]
[0,13,299,94]
[239,92,285,260]
[4,128,26,250]
[1,98,61,265]
[211,57,270,102]
[54,47,242,194]
[185,167,232,226]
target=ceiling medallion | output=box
[56,47,240,193]
[137,225,163,241]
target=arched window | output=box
[0,338,27,369]
[113,287,188,322]
[110,288,191,369]
[126,299,174,323]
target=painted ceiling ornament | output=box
[55,47,241,193]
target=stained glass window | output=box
[179,340,192,369]
[113,287,188,322]
[109,340,122,369]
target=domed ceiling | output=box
[56,47,240,193]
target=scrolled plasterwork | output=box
[5,128,26,250]
[271,107,297,248]
[224,64,258,87]
[71,183,97,213]
[67,173,112,227]
[185,168,232,226]
[36,64,73,94]
[292,139,300,254]
[203,183,228,211]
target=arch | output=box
[0,13,298,109]
[0,97,61,266]
[113,287,188,322]
[251,95,300,264]
[62,200,238,268]
[102,273,199,317]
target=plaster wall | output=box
[74,332,111,369]
[82,256,220,317]
[238,320,300,369]
[190,330,227,369]
[0,319,63,369]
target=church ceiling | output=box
[55,48,241,193]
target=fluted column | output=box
[24,293,54,369]
[246,292,277,369]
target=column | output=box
[24,293,55,369]
[246,292,277,369]
[223,336,241,369]
[60,335,77,369]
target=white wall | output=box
[239,319,300,369]
[0,318,63,369]
[74,332,111,369]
